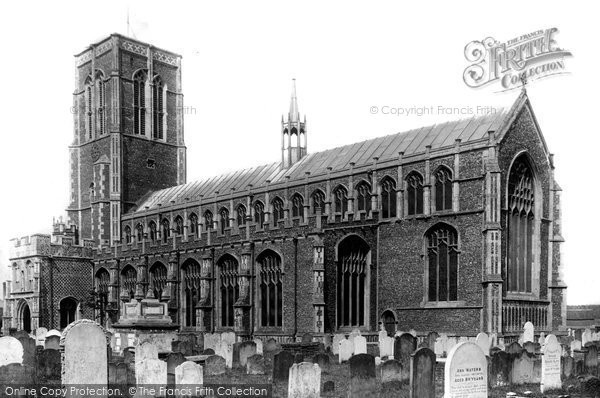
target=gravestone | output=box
[201,348,215,355]
[175,361,203,385]
[582,329,592,346]
[36,349,61,382]
[122,347,135,364]
[338,338,353,363]
[0,363,36,384]
[570,339,582,354]
[427,332,439,350]
[332,334,345,356]
[273,351,295,381]
[561,355,574,379]
[410,347,435,398]
[584,344,598,375]
[381,359,402,383]
[62,320,108,391]
[216,340,233,368]
[354,335,367,355]
[246,354,265,375]
[166,352,187,382]
[475,333,490,356]
[0,336,23,366]
[379,335,394,358]
[489,351,510,387]
[221,331,236,345]
[444,342,487,398]
[110,362,128,387]
[17,336,36,367]
[349,353,376,380]
[253,338,263,355]
[45,335,60,350]
[301,332,313,343]
[203,333,221,351]
[136,341,159,367]
[35,327,48,346]
[136,359,167,392]
[523,341,536,354]
[264,338,279,353]
[523,321,534,343]
[322,380,335,393]
[395,333,417,383]
[511,351,535,385]
[445,336,458,355]
[434,337,445,357]
[288,362,321,398]
[205,355,226,375]
[312,352,330,369]
[506,342,523,355]
[239,341,257,367]
[294,353,304,363]
[541,334,561,393]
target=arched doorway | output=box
[22,303,31,333]
[380,310,396,337]
[60,297,78,329]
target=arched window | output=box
[219,207,229,234]
[272,197,284,226]
[181,260,201,328]
[434,167,453,211]
[174,216,184,235]
[311,190,325,214]
[236,204,247,227]
[161,219,170,243]
[133,70,147,135]
[254,201,265,226]
[189,213,198,235]
[120,265,137,300]
[257,250,283,327]
[291,194,304,221]
[356,181,372,213]
[218,255,239,328]
[426,224,459,302]
[85,76,93,139]
[333,186,349,218]
[381,177,397,218]
[124,226,132,244]
[337,235,370,328]
[136,223,144,242]
[507,155,536,293]
[149,262,167,300]
[95,71,106,136]
[148,221,157,242]
[406,172,424,216]
[20,270,25,291]
[59,297,78,329]
[152,75,164,139]
[95,268,110,325]
[89,182,95,203]
[204,210,213,231]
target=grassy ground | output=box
[204,360,589,398]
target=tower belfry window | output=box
[95,72,106,136]
[133,70,147,136]
[153,76,164,140]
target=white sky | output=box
[0,1,598,304]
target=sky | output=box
[0,1,598,304]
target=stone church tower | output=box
[67,34,186,247]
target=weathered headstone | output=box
[332,334,345,356]
[62,320,108,392]
[511,350,535,385]
[221,331,236,345]
[136,358,167,394]
[312,352,330,369]
[175,361,203,386]
[36,349,61,382]
[288,362,321,398]
[166,352,187,381]
[246,354,265,375]
[339,338,353,363]
[264,338,279,353]
[561,355,574,379]
[253,338,263,355]
[584,343,598,375]
[203,333,220,351]
[44,335,60,350]
[523,341,536,354]
[205,355,226,376]
[35,327,48,346]
[427,332,439,350]
[0,336,23,366]
[273,350,295,381]
[301,332,313,343]
[349,353,376,380]
[381,359,402,383]
[409,347,435,398]
[444,342,488,398]
[353,335,367,355]
[136,341,159,368]
[379,335,394,358]
[239,341,257,367]
[395,333,417,383]
[506,341,522,355]
[582,329,592,346]
[201,348,215,355]
[215,340,233,368]
[541,334,561,393]
[489,350,510,387]
[523,321,534,343]
[17,336,36,367]
[475,333,490,356]
[294,352,304,363]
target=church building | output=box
[3,34,567,343]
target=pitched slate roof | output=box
[133,94,524,213]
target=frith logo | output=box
[463,28,572,90]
